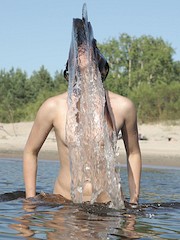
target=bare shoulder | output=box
[35,92,68,121]
[108,91,137,132]
[108,91,136,114]
[40,92,68,110]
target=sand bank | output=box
[0,122,179,167]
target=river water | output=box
[0,158,179,239]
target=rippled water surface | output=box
[0,159,180,239]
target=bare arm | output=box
[121,100,142,204]
[23,99,55,198]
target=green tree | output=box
[99,34,175,94]
[0,33,179,123]
[53,70,68,94]
[0,68,28,122]
[28,66,54,101]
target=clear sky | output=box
[1,0,180,76]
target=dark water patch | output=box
[0,191,25,202]
[1,190,179,209]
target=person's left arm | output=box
[121,100,142,204]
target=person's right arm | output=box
[23,98,56,198]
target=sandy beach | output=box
[0,121,179,168]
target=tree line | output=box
[0,67,68,122]
[0,34,180,123]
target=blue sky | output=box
[0,0,180,76]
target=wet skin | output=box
[23,90,142,204]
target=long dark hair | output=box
[64,39,109,82]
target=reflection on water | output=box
[0,159,180,239]
[8,202,135,239]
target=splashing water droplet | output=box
[66,4,124,209]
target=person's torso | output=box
[52,91,126,201]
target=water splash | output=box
[66,3,124,209]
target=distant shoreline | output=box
[0,149,179,169]
[0,121,180,168]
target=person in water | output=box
[23,16,142,207]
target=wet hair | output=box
[93,39,109,82]
[64,39,109,82]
